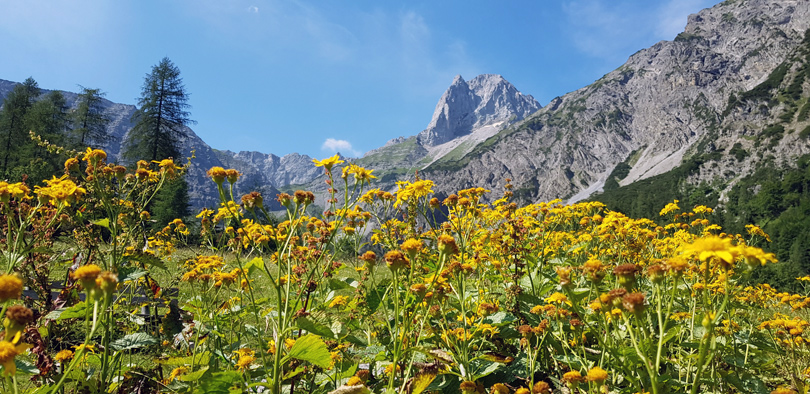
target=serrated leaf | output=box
[283,334,331,368]
[111,332,158,350]
[296,317,335,338]
[56,302,88,321]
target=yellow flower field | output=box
[0,150,806,394]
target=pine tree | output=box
[0,77,40,177]
[124,57,194,162]
[72,86,110,147]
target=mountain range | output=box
[2,0,810,217]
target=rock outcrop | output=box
[423,0,810,203]
[417,74,540,146]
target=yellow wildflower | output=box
[0,340,30,376]
[312,154,344,171]
[54,349,74,362]
[0,275,22,302]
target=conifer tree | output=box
[124,57,194,162]
[125,58,193,224]
[19,91,72,181]
[0,77,40,177]
[72,86,110,147]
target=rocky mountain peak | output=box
[417,74,540,146]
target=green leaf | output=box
[295,317,335,339]
[120,267,149,283]
[128,253,167,270]
[24,384,54,394]
[158,352,211,366]
[344,335,367,347]
[92,218,110,229]
[365,282,390,312]
[243,257,264,276]
[111,332,158,350]
[328,278,351,290]
[471,359,501,380]
[283,334,331,368]
[179,366,209,382]
[15,358,39,375]
[283,366,306,380]
[197,371,241,394]
[53,302,88,321]
[720,370,768,394]
[484,311,516,325]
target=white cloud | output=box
[247,6,259,14]
[321,138,361,157]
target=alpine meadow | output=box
[2,0,810,393]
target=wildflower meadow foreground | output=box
[0,149,807,394]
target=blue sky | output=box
[0,0,720,159]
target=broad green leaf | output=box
[344,335,367,347]
[158,352,211,366]
[15,359,39,375]
[197,371,241,394]
[328,278,351,290]
[295,317,335,338]
[111,332,158,350]
[128,253,167,270]
[243,257,264,276]
[55,302,88,321]
[283,366,306,380]
[283,334,331,368]
[471,360,501,380]
[484,311,516,325]
[120,268,149,283]
[179,366,209,382]
[720,371,768,394]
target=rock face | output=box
[216,150,322,189]
[417,74,540,146]
[423,0,810,203]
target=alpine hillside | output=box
[420,0,810,205]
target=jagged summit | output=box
[416,74,540,146]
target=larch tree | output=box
[124,57,194,162]
[72,86,110,147]
[0,77,40,177]
[125,58,193,225]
